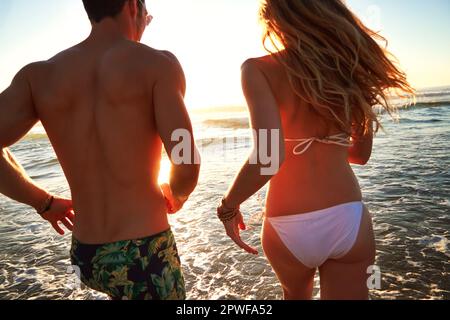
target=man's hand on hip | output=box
[41,196,74,235]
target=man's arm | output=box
[0,64,49,209]
[153,53,200,211]
[0,64,74,235]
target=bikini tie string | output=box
[285,133,353,156]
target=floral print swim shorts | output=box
[70,229,186,300]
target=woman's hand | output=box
[160,183,186,214]
[220,207,259,255]
[41,196,74,235]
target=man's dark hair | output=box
[82,0,144,23]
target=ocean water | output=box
[0,88,449,300]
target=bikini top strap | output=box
[284,138,316,156]
[318,133,353,147]
[285,133,353,156]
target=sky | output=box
[0,0,449,109]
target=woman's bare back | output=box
[250,55,363,217]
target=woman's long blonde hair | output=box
[260,0,415,135]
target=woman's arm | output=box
[348,121,373,165]
[224,60,285,207]
[218,59,285,254]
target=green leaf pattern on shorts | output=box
[71,230,185,300]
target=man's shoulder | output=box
[127,46,185,91]
[27,45,81,76]
[124,45,184,84]
[131,43,182,69]
[14,60,51,83]
[46,43,83,63]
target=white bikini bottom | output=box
[267,202,364,269]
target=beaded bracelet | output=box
[217,198,240,222]
[217,207,239,222]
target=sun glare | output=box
[158,158,172,185]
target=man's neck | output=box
[87,18,134,43]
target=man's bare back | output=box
[0,3,199,245]
[29,40,177,243]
